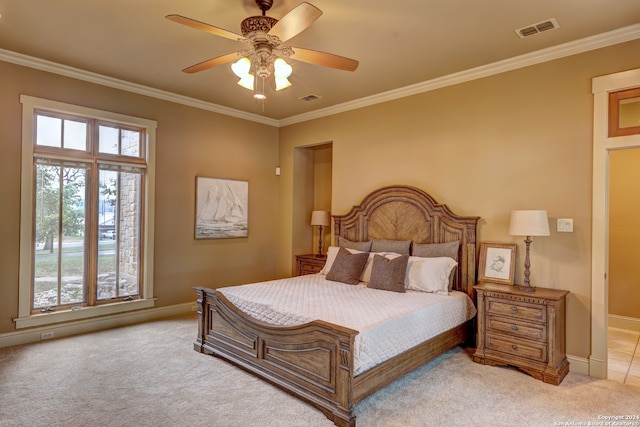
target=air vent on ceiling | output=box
[515,18,560,39]
[299,94,322,102]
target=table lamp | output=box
[311,210,330,257]
[509,210,550,292]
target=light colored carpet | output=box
[1,314,639,427]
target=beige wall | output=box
[0,61,280,334]
[312,145,333,256]
[3,38,640,358]
[278,39,640,359]
[609,147,640,319]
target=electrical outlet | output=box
[41,331,54,340]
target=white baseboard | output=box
[0,302,196,349]
[567,354,590,376]
[588,355,607,379]
[608,314,640,332]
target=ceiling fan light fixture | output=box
[275,77,291,91]
[231,57,252,78]
[237,74,255,90]
[273,58,292,91]
[274,58,292,78]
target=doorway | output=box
[607,147,640,385]
[591,68,640,379]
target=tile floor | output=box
[608,327,640,387]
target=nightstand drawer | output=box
[486,298,546,323]
[486,315,547,342]
[300,263,323,275]
[296,254,326,276]
[486,333,547,363]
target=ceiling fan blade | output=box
[166,14,243,42]
[289,47,359,72]
[182,52,240,74]
[268,2,322,43]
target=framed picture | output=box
[195,177,248,239]
[478,242,516,285]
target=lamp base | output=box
[517,284,536,292]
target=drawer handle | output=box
[512,325,518,331]
[511,306,518,312]
[512,345,518,350]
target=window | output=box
[18,96,156,329]
[609,87,640,137]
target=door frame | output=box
[591,68,640,378]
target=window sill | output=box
[14,298,156,329]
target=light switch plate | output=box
[557,218,573,232]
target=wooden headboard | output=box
[333,185,480,300]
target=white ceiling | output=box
[1,0,639,125]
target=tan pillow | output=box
[411,241,459,260]
[338,236,372,252]
[367,254,409,293]
[326,247,369,285]
[370,239,411,255]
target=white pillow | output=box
[405,256,457,295]
[319,246,365,275]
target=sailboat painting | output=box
[195,177,248,239]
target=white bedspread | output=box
[218,274,477,376]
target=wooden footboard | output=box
[194,286,359,427]
[194,286,470,427]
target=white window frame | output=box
[16,95,157,329]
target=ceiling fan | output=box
[166,0,359,98]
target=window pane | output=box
[33,164,88,309]
[118,171,141,297]
[99,125,119,154]
[98,170,117,299]
[33,165,60,308]
[60,168,87,305]
[36,115,62,147]
[121,129,141,157]
[97,169,141,300]
[619,96,640,128]
[63,119,88,151]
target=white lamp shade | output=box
[509,210,550,237]
[231,57,251,78]
[310,210,330,226]
[236,74,255,90]
[274,58,292,78]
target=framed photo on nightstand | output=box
[478,242,516,285]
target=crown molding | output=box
[2,23,639,128]
[279,23,640,127]
[0,48,279,127]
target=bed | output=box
[194,185,480,426]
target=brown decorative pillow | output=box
[412,241,459,260]
[338,236,372,252]
[370,239,411,255]
[326,247,370,285]
[367,254,410,293]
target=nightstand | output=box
[472,282,569,385]
[295,254,326,276]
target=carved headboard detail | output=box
[332,185,480,299]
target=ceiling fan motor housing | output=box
[255,0,274,13]
[241,16,278,36]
